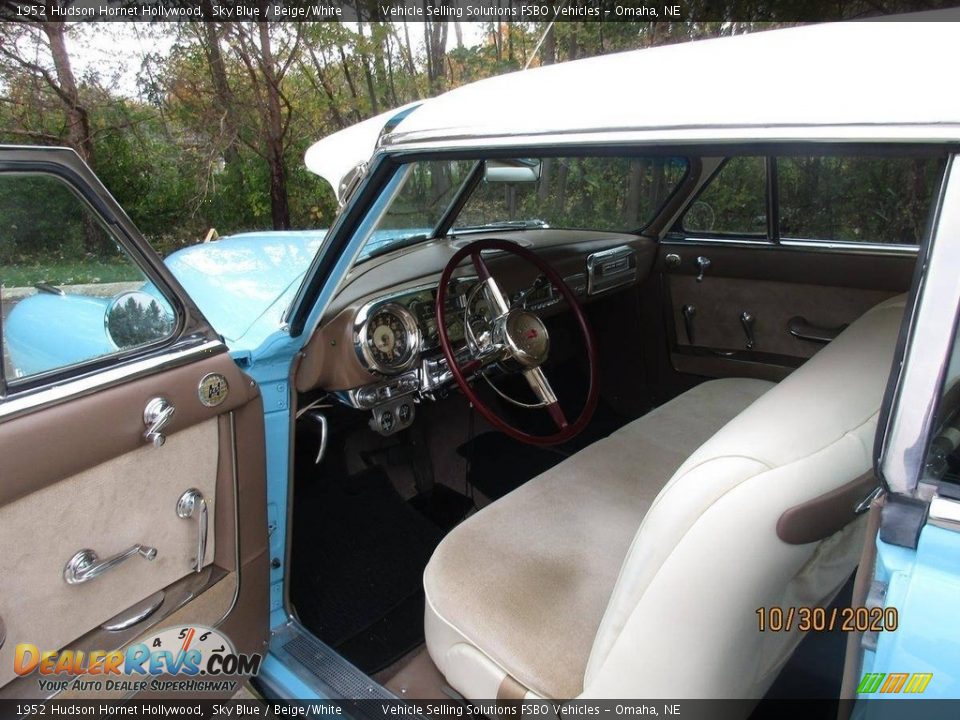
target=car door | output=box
[0,147,269,699]
[643,148,946,402]
[839,154,960,708]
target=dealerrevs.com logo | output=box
[14,625,262,694]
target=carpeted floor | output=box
[290,466,471,673]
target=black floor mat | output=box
[753,573,856,710]
[458,397,632,501]
[409,483,475,531]
[457,431,566,500]
[290,466,445,673]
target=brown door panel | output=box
[668,274,899,357]
[657,241,915,380]
[0,350,269,693]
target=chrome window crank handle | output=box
[64,544,158,585]
[143,397,175,448]
[177,489,208,573]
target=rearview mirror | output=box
[484,159,542,184]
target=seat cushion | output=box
[423,377,775,699]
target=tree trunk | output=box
[42,21,93,163]
[257,22,290,229]
[624,159,645,225]
[356,21,380,116]
[337,45,363,122]
[306,48,347,129]
[198,15,241,168]
[543,22,556,65]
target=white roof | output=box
[305,102,421,202]
[385,20,960,147]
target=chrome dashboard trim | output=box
[351,277,478,372]
[354,301,421,376]
[0,339,226,423]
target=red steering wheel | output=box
[435,238,599,446]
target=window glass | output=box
[359,160,475,260]
[926,318,960,487]
[682,156,766,236]
[778,156,943,244]
[0,173,176,382]
[358,155,689,261]
[456,156,688,232]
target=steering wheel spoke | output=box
[523,367,569,429]
[437,238,598,446]
[471,250,511,315]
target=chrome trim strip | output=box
[213,411,243,628]
[663,235,919,257]
[385,124,960,153]
[929,495,960,532]
[662,236,770,249]
[0,339,225,423]
[779,238,919,257]
[101,591,165,631]
[880,155,960,496]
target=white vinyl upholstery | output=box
[424,294,906,700]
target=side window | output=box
[926,319,960,487]
[778,156,943,245]
[0,173,176,383]
[682,156,766,236]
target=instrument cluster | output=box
[353,279,476,376]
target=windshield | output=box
[357,155,688,261]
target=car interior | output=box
[285,146,946,702]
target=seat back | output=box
[581,295,907,699]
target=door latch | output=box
[695,255,711,282]
[143,397,175,448]
[740,311,756,350]
[682,304,697,345]
[177,488,208,573]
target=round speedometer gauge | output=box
[358,303,419,374]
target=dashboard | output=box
[295,230,655,436]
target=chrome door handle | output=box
[64,544,158,585]
[144,397,175,448]
[177,489,208,573]
[695,255,711,282]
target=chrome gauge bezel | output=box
[354,302,421,375]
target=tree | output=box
[0,10,93,162]
[225,21,303,229]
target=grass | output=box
[1,261,142,288]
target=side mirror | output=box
[106,291,175,350]
[484,159,542,184]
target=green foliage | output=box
[1,260,141,288]
[684,157,767,235]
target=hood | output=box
[164,230,326,349]
[304,102,423,205]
